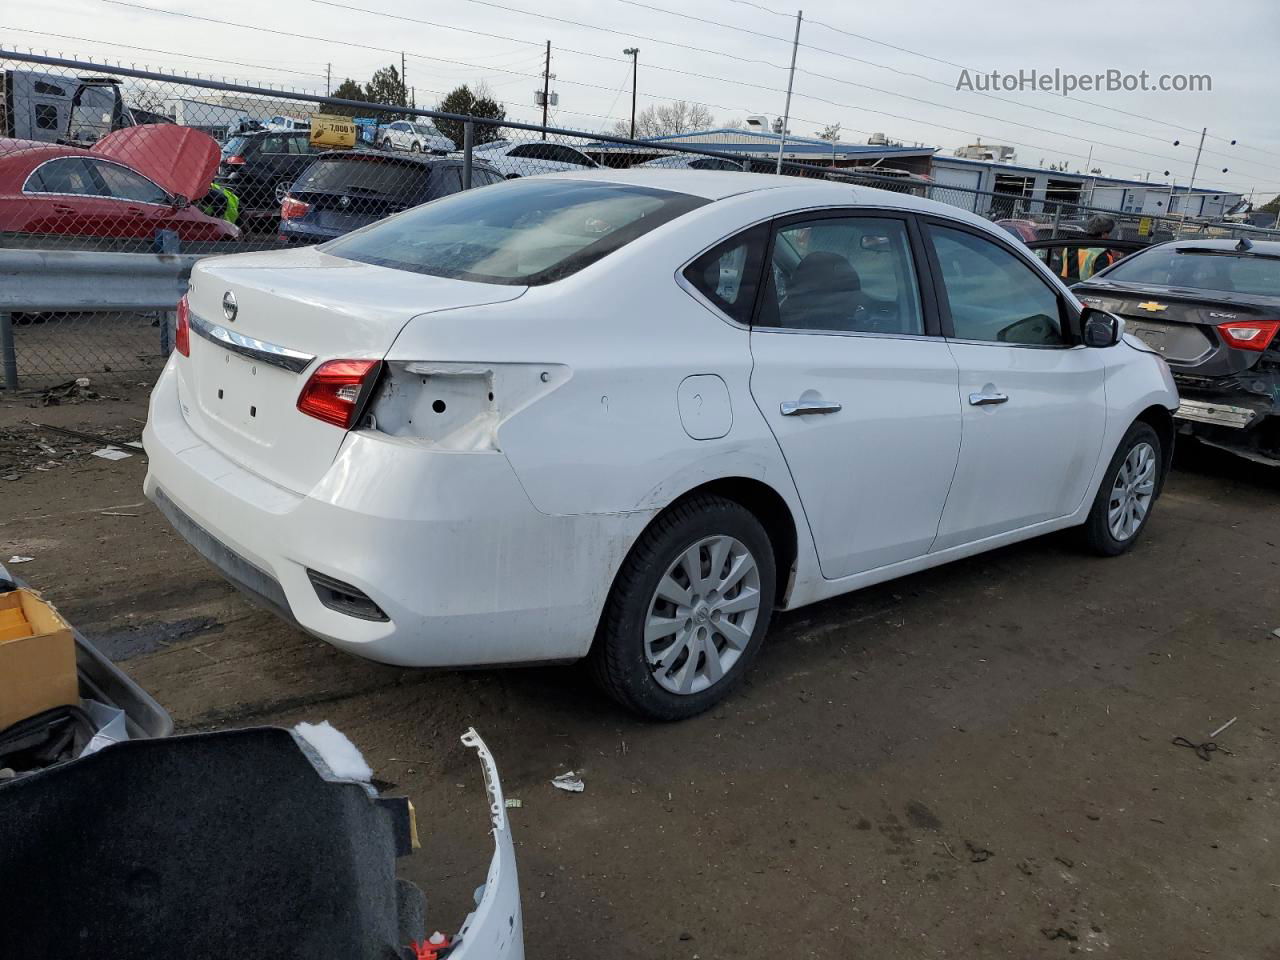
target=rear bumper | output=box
[142,360,646,667]
[1175,397,1260,429]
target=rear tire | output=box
[382,138,393,150]
[410,141,422,153]
[1082,422,1162,556]
[589,495,776,720]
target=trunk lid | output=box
[1076,280,1280,376]
[180,244,525,493]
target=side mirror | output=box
[1081,306,1123,348]
[170,194,190,210]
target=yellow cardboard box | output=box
[0,589,78,730]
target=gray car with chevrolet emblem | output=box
[1074,237,1280,466]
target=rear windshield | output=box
[1104,246,1280,298]
[322,179,708,285]
[294,156,428,200]
[222,137,248,157]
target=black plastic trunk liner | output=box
[0,727,424,960]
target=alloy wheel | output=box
[644,535,762,695]
[1108,441,1156,541]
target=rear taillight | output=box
[175,294,190,357]
[1217,319,1280,352]
[297,359,380,429]
[224,154,245,166]
[281,196,311,220]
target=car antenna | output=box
[1236,236,1253,252]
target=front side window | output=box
[92,161,169,204]
[682,225,768,325]
[757,216,924,335]
[324,179,707,285]
[1103,245,1280,298]
[929,225,1065,346]
[23,157,104,196]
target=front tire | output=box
[590,495,776,720]
[1082,422,1162,556]
[410,141,422,153]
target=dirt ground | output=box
[2,389,1278,959]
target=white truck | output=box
[1,69,151,145]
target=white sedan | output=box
[143,172,1178,719]
[469,139,598,178]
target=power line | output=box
[610,0,1278,184]
[307,0,1197,179]
[0,25,329,81]
[718,0,1280,167]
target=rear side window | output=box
[683,225,767,324]
[92,161,169,204]
[430,165,465,198]
[1104,246,1280,298]
[293,157,428,201]
[323,179,708,285]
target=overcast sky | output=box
[5,0,1279,195]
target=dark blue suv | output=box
[278,150,504,243]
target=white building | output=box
[160,98,251,139]
[930,154,1241,222]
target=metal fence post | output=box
[0,312,16,391]
[1051,204,1064,239]
[463,121,474,190]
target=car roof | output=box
[528,168,997,224]
[0,139,81,167]
[314,148,496,170]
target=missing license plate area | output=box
[195,342,289,435]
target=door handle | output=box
[781,399,842,416]
[968,391,1009,406]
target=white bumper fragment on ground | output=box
[450,728,525,960]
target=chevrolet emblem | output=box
[1137,301,1167,312]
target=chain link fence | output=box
[2,49,1276,391]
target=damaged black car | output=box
[1074,237,1280,465]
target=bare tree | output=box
[612,101,714,139]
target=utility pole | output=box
[623,47,639,139]
[1176,126,1207,238]
[541,41,551,140]
[401,51,407,110]
[325,62,331,96]
[775,10,802,175]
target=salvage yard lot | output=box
[2,393,1277,959]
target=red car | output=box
[0,124,238,243]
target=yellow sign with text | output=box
[1138,216,1153,237]
[310,114,357,149]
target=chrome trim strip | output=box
[189,312,316,373]
[21,156,172,205]
[1174,399,1257,429]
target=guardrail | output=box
[0,249,205,390]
